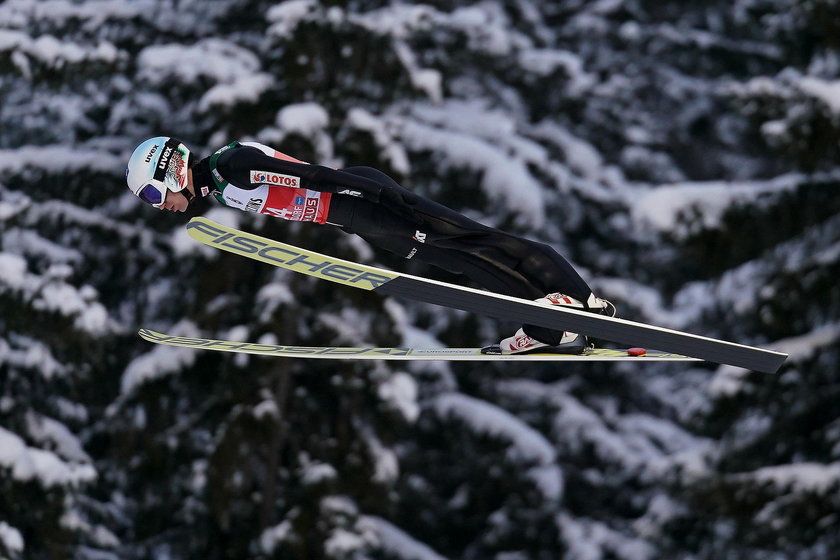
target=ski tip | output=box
[627,347,647,356]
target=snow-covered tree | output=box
[1,0,838,558]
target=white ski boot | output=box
[488,327,589,355]
[481,292,614,355]
[538,292,617,317]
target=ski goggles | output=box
[137,182,169,206]
[138,177,194,207]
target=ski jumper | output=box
[192,142,596,345]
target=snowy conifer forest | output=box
[1,0,839,558]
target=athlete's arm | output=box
[217,145,387,202]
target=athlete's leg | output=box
[330,167,604,346]
[336,167,595,303]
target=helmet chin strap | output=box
[180,185,195,205]
[182,151,197,206]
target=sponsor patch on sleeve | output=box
[250,170,301,187]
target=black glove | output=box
[380,188,423,225]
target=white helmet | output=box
[126,137,193,207]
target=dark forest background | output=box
[1,1,839,558]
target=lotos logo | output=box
[250,170,300,187]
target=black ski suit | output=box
[191,142,596,345]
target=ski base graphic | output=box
[139,329,700,362]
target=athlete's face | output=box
[159,190,188,212]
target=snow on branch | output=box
[798,77,840,116]
[346,108,410,175]
[364,516,449,560]
[433,392,563,501]
[0,252,113,336]
[138,39,273,110]
[629,174,802,238]
[710,322,840,398]
[557,513,656,560]
[0,521,24,557]
[0,145,123,176]
[0,336,68,380]
[731,462,840,495]
[386,102,546,227]
[0,29,121,76]
[120,322,199,395]
[0,426,96,488]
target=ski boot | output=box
[539,292,617,317]
[481,328,591,355]
[481,292,615,355]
